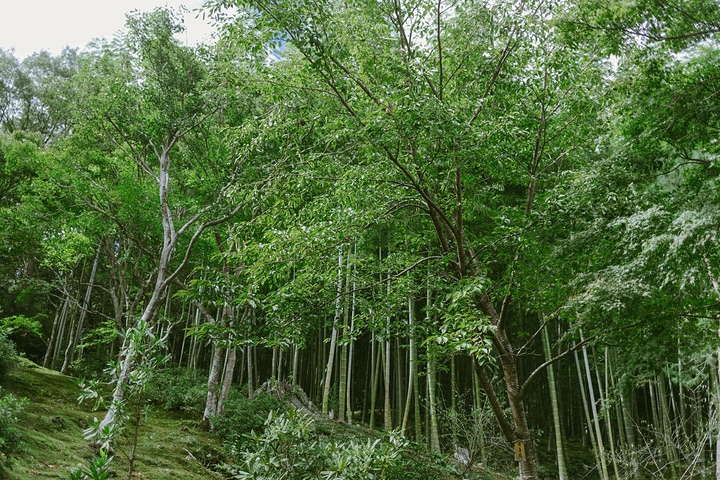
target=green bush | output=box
[67,449,113,480]
[0,333,19,382]
[222,409,408,480]
[0,390,26,465]
[144,367,207,413]
[211,390,280,445]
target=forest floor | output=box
[0,358,519,480]
[0,358,224,480]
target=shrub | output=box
[0,390,26,465]
[144,367,207,413]
[221,409,408,480]
[0,332,19,382]
[211,390,280,445]
[67,449,113,480]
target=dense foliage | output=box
[0,1,719,479]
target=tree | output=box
[208,0,610,476]
[63,8,246,439]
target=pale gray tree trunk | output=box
[541,321,567,480]
[44,294,69,368]
[426,287,440,453]
[401,296,415,437]
[338,246,351,421]
[322,247,344,416]
[702,256,720,480]
[61,245,101,374]
[217,346,237,416]
[582,342,609,480]
[345,261,356,424]
[370,331,379,430]
[575,345,600,467]
[384,298,392,430]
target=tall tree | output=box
[209,0,608,476]
[64,8,247,438]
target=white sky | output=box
[0,1,217,60]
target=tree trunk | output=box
[44,295,67,368]
[217,346,237,416]
[292,343,299,387]
[370,332,380,430]
[401,296,415,437]
[338,246,351,421]
[583,342,609,480]
[384,312,392,430]
[203,343,224,426]
[322,247,343,416]
[247,344,254,399]
[346,267,356,424]
[428,345,440,453]
[541,321,567,480]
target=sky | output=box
[0,0,217,60]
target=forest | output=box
[0,0,719,479]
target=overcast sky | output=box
[0,1,217,60]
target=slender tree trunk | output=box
[203,305,227,426]
[426,287,440,453]
[370,333,380,430]
[322,247,343,416]
[44,296,67,368]
[428,347,440,453]
[292,343,299,387]
[338,246,351,421]
[450,353,458,448]
[384,312,392,430]
[62,256,94,374]
[401,297,415,437]
[217,346,237,416]
[583,343,609,480]
[413,307,422,442]
[247,344,254,399]
[51,295,71,368]
[704,256,720,480]
[204,343,223,421]
[384,265,392,431]
[598,348,620,480]
[272,347,278,380]
[541,321,567,480]
[346,266,356,424]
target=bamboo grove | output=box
[1,1,719,479]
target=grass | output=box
[0,358,520,480]
[0,357,223,480]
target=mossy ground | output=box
[0,358,223,479]
[0,358,523,480]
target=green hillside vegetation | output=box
[2,1,720,479]
[0,358,224,479]
[0,357,494,480]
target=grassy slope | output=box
[1,358,223,480]
[1,359,520,480]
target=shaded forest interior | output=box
[1,1,720,479]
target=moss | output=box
[0,360,223,480]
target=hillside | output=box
[0,358,223,480]
[0,359,498,480]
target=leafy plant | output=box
[77,319,169,478]
[222,408,408,480]
[67,449,113,480]
[211,389,280,446]
[0,390,26,466]
[0,315,43,338]
[144,367,207,413]
[0,332,19,381]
